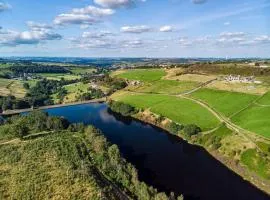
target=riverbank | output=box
[129,109,270,196]
[0,98,106,116]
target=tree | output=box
[168,122,184,135]
[12,118,29,139]
[23,83,30,90]
[183,124,201,138]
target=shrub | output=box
[109,101,138,116]
[168,122,184,135]
[183,124,201,138]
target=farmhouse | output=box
[128,80,141,86]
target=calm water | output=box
[43,103,269,200]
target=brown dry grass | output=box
[206,80,269,95]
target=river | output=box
[42,103,269,200]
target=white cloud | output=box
[82,31,114,39]
[219,32,246,38]
[224,22,231,26]
[0,26,62,46]
[0,2,11,12]
[94,0,146,8]
[72,6,114,16]
[160,26,173,32]
[27,21,53,31]
[54,5,114,26]
[121,25,153,33]
[54,14,99,25]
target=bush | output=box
[183,124,201,138]
[168,122,184,135]
[109,101,138,116]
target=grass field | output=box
[191,88,258,117]
[134,80,199,95]
[166,73,217,83]
[206,80,268,95]
[232,105,270,139]
[241,149,270,180]
[38,73,81,81]
[62,82,90,103]
[111,92,220,130]
[257,92,270,105]
[116,69,166,82]
[0,78,26,98]
[69,67,96,75]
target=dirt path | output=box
[0,139,21,146]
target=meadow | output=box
[0,78,26,98]
[111,92,220,130]
[241,149,270,180]
[62,82,90,103]
[135,80,199,95]
[232,105,270,139]
[116,69,166,82]
[191,88,258,117]
[257,92,270,105]
[38,73,81,81]
[69,67,96,75]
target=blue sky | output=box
[0,0,269,57]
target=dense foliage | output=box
[25,79,77,107]
[10,64,69,74]
[0,95,30,111]
[77,88,105,101]
[108,101,138,116]
[0,112,184,200]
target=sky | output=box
[0,0,269,58]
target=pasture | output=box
[166,73,217,83]
[63,82,89,103]
[0,78,26,98]
[241,149,270,180]
[191,88,258,117]
[232,105,270,139]
[111,92,220,130]
[135,80,199,95]
[69,67,96,74]
[206,80,268,95]
[116,69,166,82]
[257,92,270,105]
[38,73,81,81]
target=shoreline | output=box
[0,98,106,116]
[131,110,270,196]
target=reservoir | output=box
[42,103,269,200]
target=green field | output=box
[38,73,81,81]
[191,88,258,117]
[61,82,90,103]
[117,69,166,82]
[241,149,270,180]
[135,80,199,95]
[112,92,220,130]
[257,92,270,105]
[69,67,96,75]
[0,78,26,98]
[232,105,270,139]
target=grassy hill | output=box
[0,112,177,200]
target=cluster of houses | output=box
[224,75,261,84]
[11,73,40,81]
[128,80,142,86]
